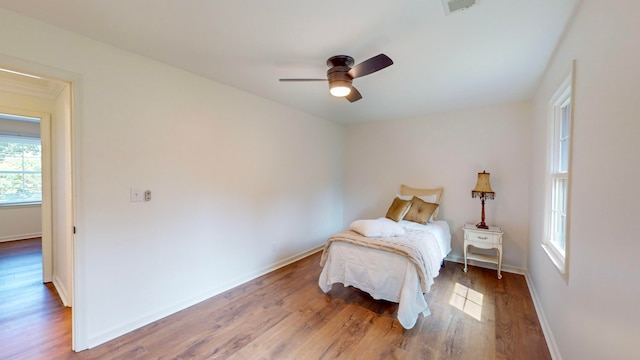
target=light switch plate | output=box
[130,188,143,202]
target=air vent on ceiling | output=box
[442,0,481,16]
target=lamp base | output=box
[476,222,489,229]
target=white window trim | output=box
[542,60,575,282]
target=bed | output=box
[318,185,451,329]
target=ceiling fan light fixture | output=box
[329,81,351,97]
[280,53,393,103]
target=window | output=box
[543,69,573,276]
[0,134,42,205]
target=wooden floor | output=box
[0,239,550,360]
[0,238,72,359]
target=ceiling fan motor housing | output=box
[327,65,353,90]
[326,55,354,68]
[327,55,355,90]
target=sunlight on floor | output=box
[449,283,483,321]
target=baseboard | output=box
[524,272,563,360]
[52,275,72,307]
[0,232,42,243]
[86,245,325,349]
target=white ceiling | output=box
[0,0,579,124]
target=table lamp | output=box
[471,171,495,229]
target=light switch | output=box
[130,188,143,202]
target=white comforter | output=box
[318,220,451,329]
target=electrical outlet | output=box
[144,190,151,201]
[130,188,143,202]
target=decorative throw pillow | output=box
[403,196,439,225]
[400,184,444,220]
[385,197,412,222]
[396,193,437,222]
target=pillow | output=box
[396,193,437,203]
[403,196,439,225]
[349,218,406,238]
[385,197,412,222]
[396,193,437,222]
[400,184,444,220]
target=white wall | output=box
[0,204,41,241]
[0,91,51,242]
[528,1,640,359]
[0,8,344,350]
[344,101,531,271]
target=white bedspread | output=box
[318,220,451,329]
[399,220,452,260]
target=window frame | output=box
[0,133,43,206]
[542,62,575,281]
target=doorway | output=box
[0,65,75,349]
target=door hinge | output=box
[73,226,76,234]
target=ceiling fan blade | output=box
[279,78,327,82]
[345,87,362,102]
[348,54,393,79]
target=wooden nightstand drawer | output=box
[465,231,501,245]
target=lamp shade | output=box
[472,171,495,199]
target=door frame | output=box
[0,54,85,351]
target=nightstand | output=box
[463,224,504,279]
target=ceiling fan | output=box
[279,54,393,103]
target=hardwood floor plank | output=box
[334,315,410,360]
[0,239,72,360]
[228,286,358,360]
[495,291,551,360]
[1,240,551,360]
[284,305,375,359]
[176,306,291,359]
